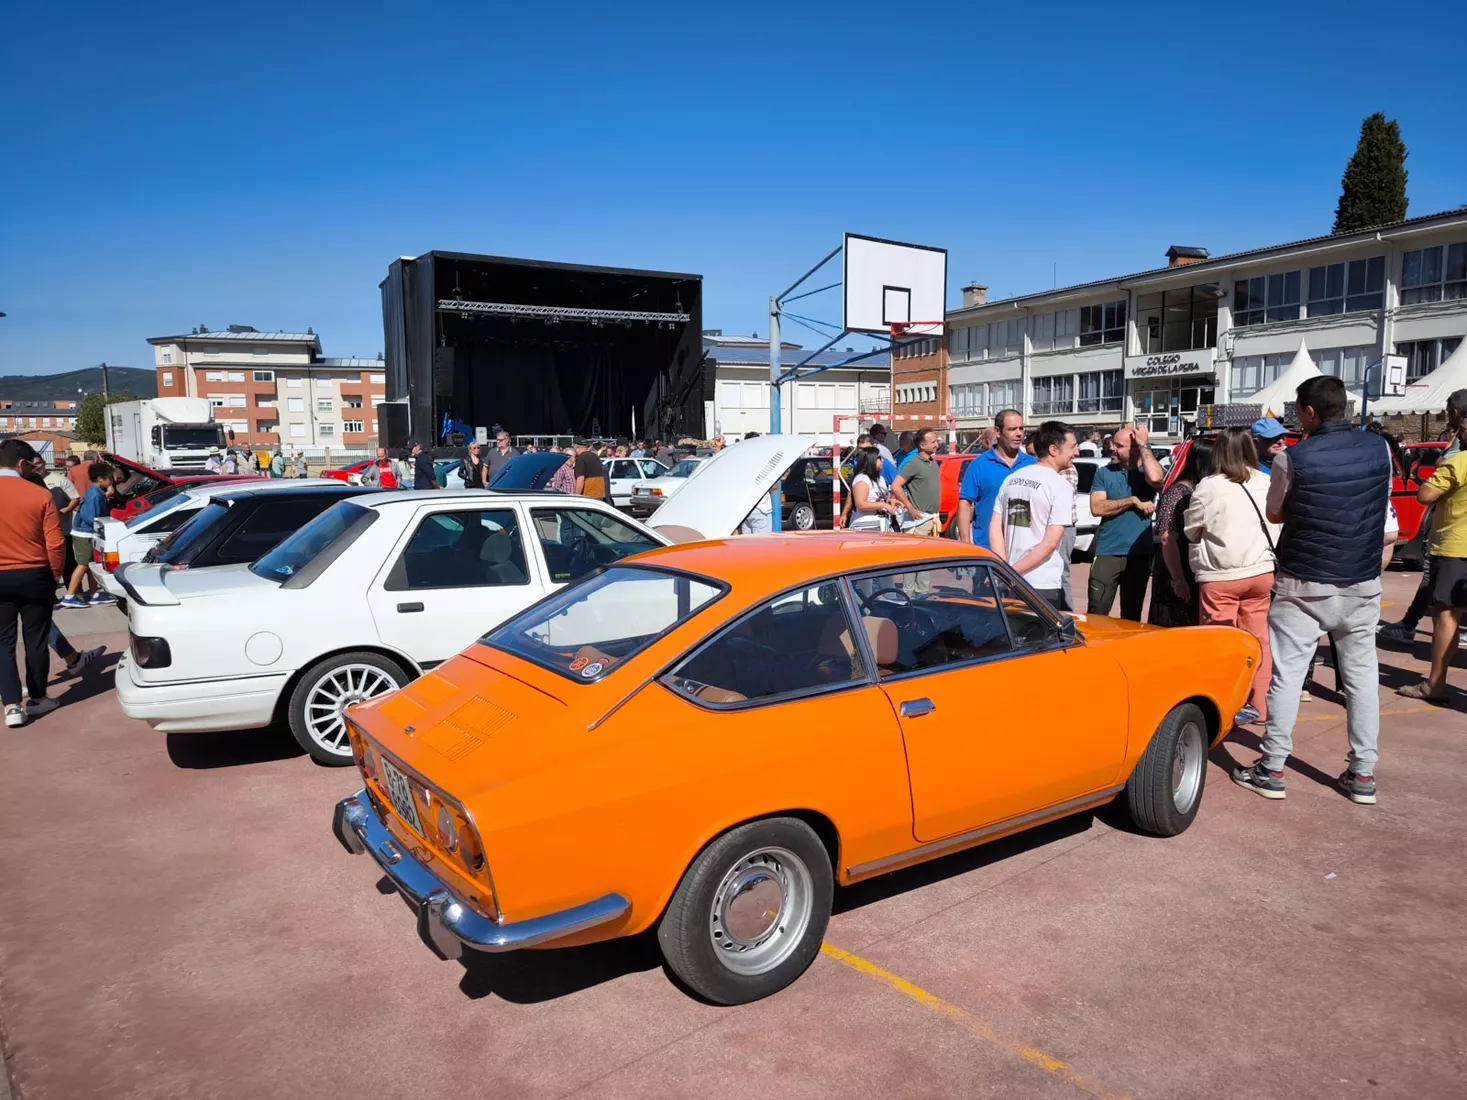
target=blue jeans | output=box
[50,624,75,660]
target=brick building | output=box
[891,284,989,441]
[148,327,386,454]
[0,399,80,435]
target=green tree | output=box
[1333,113,1408,233]
[76,391,135,444]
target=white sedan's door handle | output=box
[899,698,935,719]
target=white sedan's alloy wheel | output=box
[288,652,409,764]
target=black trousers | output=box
[0,567,55,705]
[1088,554,1151,621]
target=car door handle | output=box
[899,698,935,719]
[396,602,424,613]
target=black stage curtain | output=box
[453,333,634,438]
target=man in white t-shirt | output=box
[988,421,1077,607]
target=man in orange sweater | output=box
[0,439,65,727]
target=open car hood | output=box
[646,434,815,541]
[489,452,570,491]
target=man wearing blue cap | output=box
[1252,417,1288,475]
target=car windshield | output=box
[125,491,189,528]
[162,426,225,450]
[148,501,230,561]
[670,460,701,478]
[483,565,724,681]
[251,500,375,583]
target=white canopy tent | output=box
[1249,338,1322,417]
[1372,337,1467,415]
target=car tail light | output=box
[104,551,120,572]
[92,545,103,563]
[129,634,172,669]
[649,487,663,497]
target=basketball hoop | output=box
[890,321,945,341]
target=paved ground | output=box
[2,573,1464,1100]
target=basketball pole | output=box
[769,295,783,530]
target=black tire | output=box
[1125,702,1207,836]
[287,651,409,765]
[657,817,833,1005]
[790,503,816,531]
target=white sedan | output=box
[604,456,670,510]
[114,435,810,765]
[626,456,706,518]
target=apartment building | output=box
[944,209,1467,440]
[0,399,80,434]
[148,327,386,453]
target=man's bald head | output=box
[1111,428,1136,463]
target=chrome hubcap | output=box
[794,506,815,530]
[709,846,812,976]
[1172,720,1204,814]
[305,664,398,754]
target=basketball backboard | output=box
[842,234,947,336]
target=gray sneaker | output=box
[1337,770,1377,805]
[1232,761,1286,800]
[1377,621,1416,644]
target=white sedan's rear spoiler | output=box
[114,563,180,607]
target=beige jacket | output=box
[1183,470,1281,583]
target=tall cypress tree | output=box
[1333,113,1408,233]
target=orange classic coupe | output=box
[333,534,1259,1004]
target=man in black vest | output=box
[1233,375,1391,806]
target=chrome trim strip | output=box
[332,790,629,957]
[845,786,1125,879]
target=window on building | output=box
[161,371,174,387]
[287,397,304,412]
[718,380,740,408]
[162,351,173,365]
[257,420,279,434]
[1031,308,1081,352]
[253,369,274,382]
[1401,242,1467,304]
[370,373,385,385]
[1307,256,1385,316]
[42,417,51,427]
[1311,345,1376,387]
[371,419,378,432]
[252,347,269,357]
[227,395,246,407]
[1077,369,1125,413]
[948,327,969,361]
[289,423,305,438]
[343,395,363,408]
[317,398,332,412]
[1234,271,1301,326]
[256,397,276,408]
[205,371,224,382]
[1031,375,1074,415]
[986,380,1022,416]
[208,395,226,409]
[1136,287,1220,354]
[316,377,332,389]
[286,377,302,388]
[1079,301,1126,346]
[227,371,245,382]
[1229,352,1294,397]
[319,423,335,437]
[343,420,364,433]
[1396,337,1464,381]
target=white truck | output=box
[105,397,226,473]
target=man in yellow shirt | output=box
[1399,387,1467,702]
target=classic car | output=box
[115,436,813,764]
[779,456,853,530]
[626,457,707,518]
[1391,440,1449,567]
[332,534,1259,1004]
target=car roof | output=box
[204,482,372,503]
[358,488,591,508]
[626,533,996,591]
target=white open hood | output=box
[647,434,815,540]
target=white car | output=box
[88,479,337,600]
[626,456,706,518]
[1072,457,1106,557]
[114,435,811,765]
[604,456,670,510]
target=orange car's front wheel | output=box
[658,818,833,1005]
[1125,702,1208,837]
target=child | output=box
[60,462,116,608]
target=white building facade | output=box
[944,209,1467,439]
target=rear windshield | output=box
[149,501,230,562]
[1076,463,1098,494]
[483,565,724,682]
[126,492,188,528]
[251,501,376,583]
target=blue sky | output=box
[3,0,1465,373]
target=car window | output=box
[213,498,343,564]
[1075,462,1098,494]
[252,501,377,584]
[850,565,1017,677]
[531,507,662,584]
[670,460,700,478]
[989,569,1061,649]
[665,582,863,706]
[150,500,231,562]
[387,508,528,591]
[638,459,668,478]
[484,565,723,681]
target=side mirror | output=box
[1056,615,1078,644]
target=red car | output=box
[98,454,259,520]
[323,458,397,488]
[935,452,974,537]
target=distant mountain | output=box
[0,367,156,401]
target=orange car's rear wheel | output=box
[658,818,832,1005]
[1125,702,1207,836]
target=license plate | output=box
[380,758,423,835]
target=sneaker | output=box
[1234,703,1262,725]
[4,705,24,729]
[1232,761,1287,800]
[1300,687,1312,702]
[24,697,59,720]
[66,645,105,678]
[1338,770,1378,805]
[87,592,116,606]
[1376,621,1416,644]
[57,595,88,609]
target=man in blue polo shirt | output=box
[957,410,1033,548]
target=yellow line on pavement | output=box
[1292,704,1436,725]
[820,943,1132,1099]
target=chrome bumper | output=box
[332,790,629,959]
